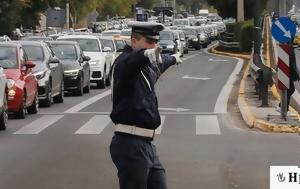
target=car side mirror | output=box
[83,55,91,62]
[49,57,60,64]
[103,47,112,52]
[24,61,35,69]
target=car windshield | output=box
[174,20,189,26]
[159,31,173,40]
[181,29,197,36]
[100,39,115,51]
[51,44,77,60]
[23,46,44,61]
[121,30,132,36]
[60,38,101,52]
[0,47,17,68]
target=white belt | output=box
[115,124,155,138]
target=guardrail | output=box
[219,32,240,49]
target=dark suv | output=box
[158,30,177,55]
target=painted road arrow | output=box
[182,75,211,80]
[158,107,190,112]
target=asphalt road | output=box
[0,45,299,189]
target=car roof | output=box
[0,42,20,48]
[13,40,44,47]
[47,41,79,45]
[58,35,99,39]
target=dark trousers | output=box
[110,133,167,189]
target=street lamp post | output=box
[66,0,70,30]
[237,0,244,22]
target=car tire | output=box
[83,81,90,93]
[106,69,111,86]
[76,78,84,96]
[0,94,8,130]
[53,81,64,103]
[195,45,201,50]
[27,92,38,114]
[97,70,106,89]
[16,94,26,119]
[43,83,52,107]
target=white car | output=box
[57,35,111,88]
[0,66,7,130]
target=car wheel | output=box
[53,81,64,103]
[195,45,201,50]
[76,77,84,96]
[105,69,111,86]
[0,94,8,130]
[16,94,26,119]
[97,70,106,89]
[43,83,52,107]
[83,80,90,93]
[27,92,38,114]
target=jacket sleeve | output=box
[157,54,176,74]
[122,48,150,77]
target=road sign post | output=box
[271,17,296,121]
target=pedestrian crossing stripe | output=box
[12,115,221,135]
[75,115,111,134]
[196,115,221,135]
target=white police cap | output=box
[128,21,165,40]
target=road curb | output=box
[210,45,300,133]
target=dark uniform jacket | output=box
[110,45,176,130]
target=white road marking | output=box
[75,115,111,134]
[64,90,111,113]
[182,75,211,80]
[182,54,199,61]
[209,58,228,62]
[196,115,221,135]
[155,115,166,134]
[214,58,244,113]
[14,115,64,134]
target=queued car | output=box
[158,30,178,55]
[99,36,117,69]
[15,41,64,107]
[0,35,11,42]
[180,27,201,50]
[0,43,38,118]
[0,67,7,130]
[47,41,91,95]
[20,36,53,41]
[57,35,111,89]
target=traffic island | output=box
[211,45,300,133]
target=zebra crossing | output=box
[10,114,223,135]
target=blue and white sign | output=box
[271,17,296,43]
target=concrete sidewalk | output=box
[211,47,300,133]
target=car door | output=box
[78,48,90,87]
[20,47,36,105]
[44,45,61,95]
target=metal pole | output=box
[281,90,288,120]
[66,0,70,30]
[237,0,244,22]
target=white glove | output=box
[144,47,162,64]
[171,53,182,65]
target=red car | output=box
[0,43,39,118]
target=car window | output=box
[101,39,115,51]
[0,47,17,68]
[51,44,78,60]
[159,31,174,40]
[114,40,125,51]
[172,32,179,40]
[23,46,44,61]
[59,38,101,52]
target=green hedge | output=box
[225,19,254,51]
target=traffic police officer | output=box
[109,21,182,189]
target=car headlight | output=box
[64,69,79,76]
[200,36,206,40]
[167,45,174,49]
[6,79,15,89]
[34,71,46,80]
[192,38,198,41]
